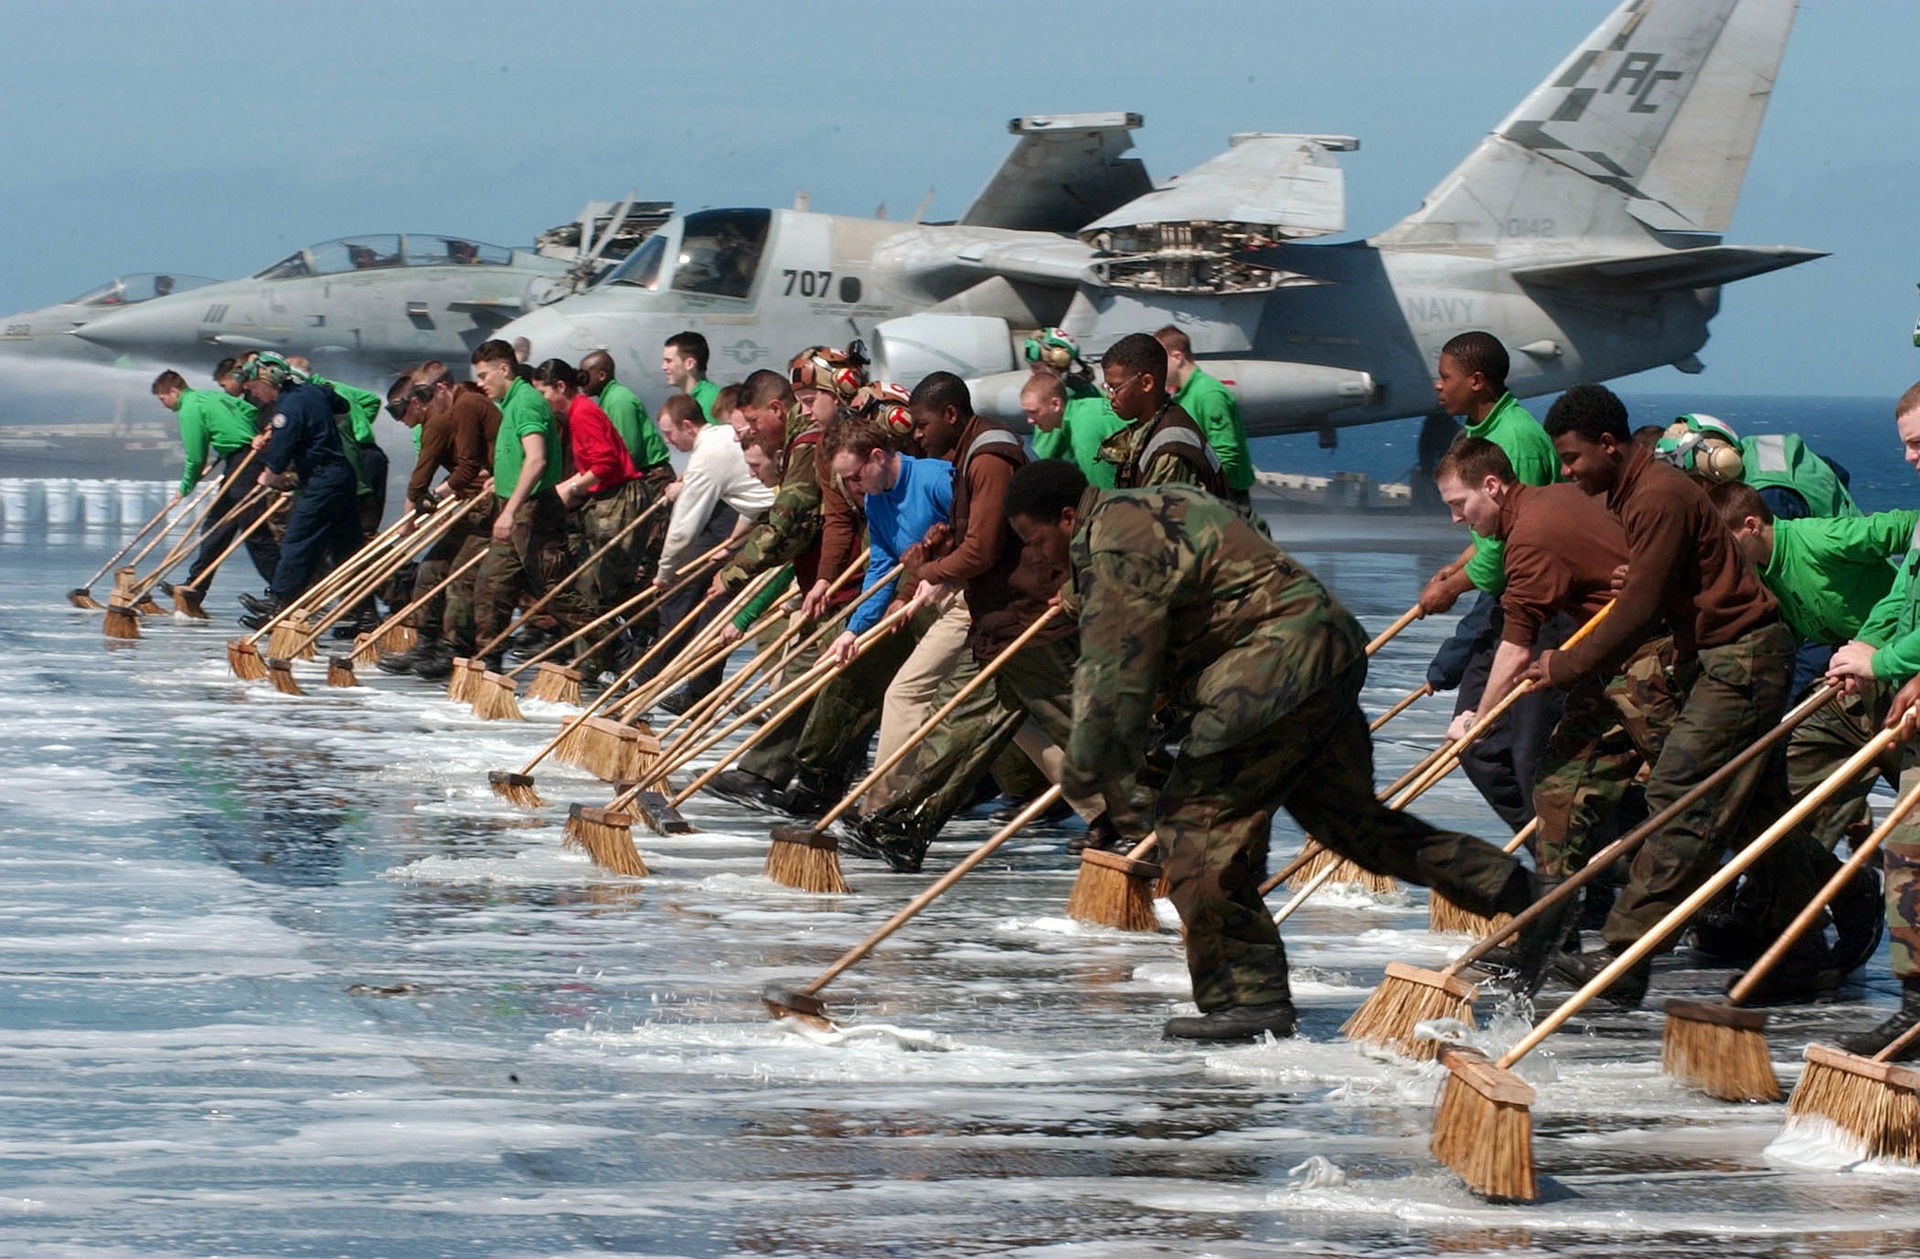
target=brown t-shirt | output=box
[1497,481,1629,649]
[1550,445,1775,684]
[444,385,501,499]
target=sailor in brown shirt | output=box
[1525,384,1840,1006]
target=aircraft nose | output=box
[500,307,609,363]
[70,302,192,352]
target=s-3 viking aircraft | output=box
[503,0,1819,439]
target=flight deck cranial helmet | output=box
[851,380,913,437]
[1024,326,1081,372]
[237,351,309,389]
[788,343,869,403]
[1656,413,1745,483]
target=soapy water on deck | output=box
[4,533,1920,1254]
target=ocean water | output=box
[3,401,1920,1256]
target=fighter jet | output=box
[0,273,219,363]
[502,0,1819,440]
[67,200,672,378]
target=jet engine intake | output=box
[870,314,1016,385]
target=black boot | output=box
[1830,864,1886,976]
[410,642,457,680]
[1163,1000,1298,1042]
[1724,931,1842,1007]
[706,769,787,812]
[1482,870,1575,998]
[238,591,279,616]
[1550,944,1651,1010]
[780,767,847,819]
[841,815,929,873]
[1067,812,1123,855]
[1836,979,1920,1060]
[376,640,437,675]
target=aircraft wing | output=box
[445,296,527,328]
[959,113,1152,234]
[1080,134,1355,241]
[1511,244,1826,292]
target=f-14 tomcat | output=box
[503,0,1819,438]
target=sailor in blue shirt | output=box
[828,421,955,662]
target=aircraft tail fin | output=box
[960,113,1152,234]
[1374,0,1797,252]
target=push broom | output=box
[69,472,222,608]
[270,497,453,659]
[1663,775,1920,1103]
[761,785,1066,1030]
[1429,818,1539,935]
[157,450,270,618]
[765,606,1064,895]
[1429,716,1909,1203]
[108,475,274,632]
[111,488,286,641]
[1780,1021,1920,1165]
[459,498,671,718]
[340,547,489,680]
[268,498,477,694]
[1343,682,1842,1061]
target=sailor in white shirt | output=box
[654,394,776,585]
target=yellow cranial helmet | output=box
[1657,413,1745,483]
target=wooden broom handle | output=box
[1366,604,1422,657]
[111,474,223,584]
[663,603,918,802]
[607,570,785,720]
[127,449,263,593]
[1727,774,1920,1006]
[662,550,877,740]
[163,490,286,598]
[1444,682,1841,979]
[808,606,1064,834]
[287,493,449,611]
[352,544,488,652]
[800,785,1065,999]
[469,495,670,661]
[1875,1019,1920,1063]
[505,535,734,678]
[290,496,481,651]
[1498,713,1916,1070]
[1370,682,1431,734]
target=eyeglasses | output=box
[1101,373,1141,397]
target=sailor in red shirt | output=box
[533,360,644,654]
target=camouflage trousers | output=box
[1166,662,1524,1012]
[736,626,831,788]
[578,479,652,621]
[1887,761,1920,980]
[403,506,481,641]
[1600,621,1836,954]
[787,602,943,791]
[859,635,1152,849]
[1534,636,1680,878]
[632,464,675,590]
[1785,679,1910,853]
[472,491,589,655]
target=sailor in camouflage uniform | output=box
[1007,460,1539,1040]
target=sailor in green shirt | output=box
[468,339,584,666]
[1023,370,1124,487]
[151,368,279,588]
[579,350,668,469]
[662,330,720,422]
[1156,325,1255,497]
[1660,413,1859,521]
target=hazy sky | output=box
[2,0,1914,398]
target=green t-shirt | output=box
[1762,510,1916,647]
[176,388,259,495]
[600,380,668,468]
[1032,392,1126,488]
[311,374,383,445]
[1462,392,1558,594]
[1174,368,1254,492]
[492,377,562,500]
[690,378,720,424]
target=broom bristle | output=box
[267,622,306,661]
[1429,892,1512,938]
[266,657,304,696]
[1065,849,1162,932]
[326,657,359,688]
[69,588,104,610]
[564,805,649,876]
[379,623,416,654]
[527,663,583,706]
[351,632,381,665]
[578,718,636,782]
[1431,1047,1537,1202]
[1342,962,1478,1059]
[764,829,851,894]
[133,595,164,615]
[446,658,475,703]
[227,640,267,680]
[1287,845,1398,894]
[172,587,207,620]
[471,673,524,722]
[488,771,546,809]
[102,604,142,639]
[1785,1046,1920,1163]
[112,567,137,596]
[1660,1001,1779,1103]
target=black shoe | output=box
[1550,945,1650,1009]
[331,612,377,642]
[657,687,699,718]
[506,627,555,659]
[156,580,175,598]
[1067,813,1124,855]
[780,768,847,819]
[237,610,273,631]
[1725,953,1843,1008]
[1835,980,1920,1059]
[841,816,927,872]
[1163,1000,1298,1042]
[1831,865,1886,976]
[238,591,278,616]
[1480,871,1575,998]
[989,794,1074,826]
[375,643,433,675]
[410,643,457,681]
[705,769,787,812]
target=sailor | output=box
[234,353,361,623]
[152,368,279,593]
[467,339,585,672]
[1154,325,1256,513]
[1417,331,1564,832]
[580,350,675,597]
[1010,459,1541,1040]
[1095,332,1227,495]
[661,331,720,422]
[1024,327,1124,487]
[1531,384,1840,1007]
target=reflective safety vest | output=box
[1742,433,1857,519]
